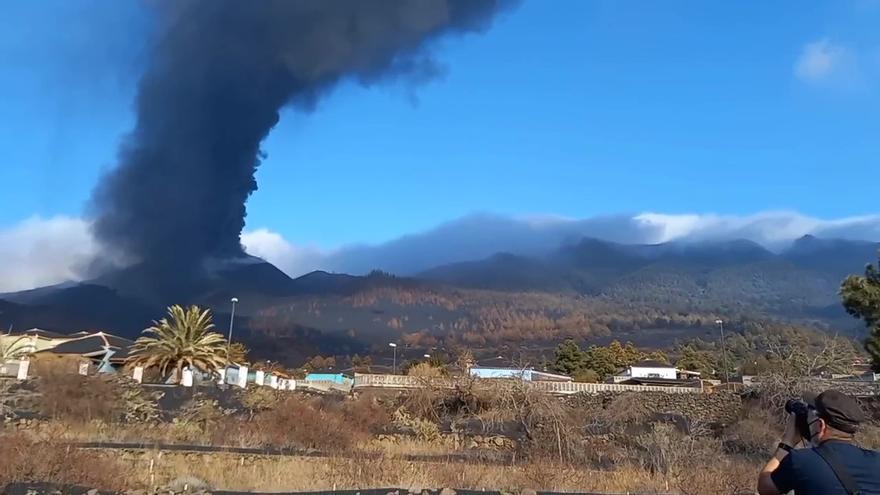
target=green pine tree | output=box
[675,344,716,377]
[550,340,587,376]
[583,345,620,381]
[841,255,880,372]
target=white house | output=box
[610,360,698,383]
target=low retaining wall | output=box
[566,390,742,424]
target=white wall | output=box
[629,366,677,380]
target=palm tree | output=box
[227,341,251,365]
[0,335,31,363]
[127,305,228,383]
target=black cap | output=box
[806,390,867,434]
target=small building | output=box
[34,331,133,373]
[304,372,352,384]
[469,367,572,382]
[610,360,701,385]
[611,360,675,382]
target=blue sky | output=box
[1,0,879,249]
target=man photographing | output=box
[758,389,880,495]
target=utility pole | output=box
[715,319,731,383]
[226,297,239,363]
[389,342,398,374]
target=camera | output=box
[785,398,813,440]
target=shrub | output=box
[0,432,128,490]
[572,369,599,383]
[392,407,441,442]
[339,395,391,435]
[407,362,444,377]
[34,371,125,423]
[600,392,651,428]
[247,396,359,452]
[724,405,780,458]
[239,387,283,419]
[631,420,724,478]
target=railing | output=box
[352,373,703,394]
[353,374,446,389]
[530,380,701,394]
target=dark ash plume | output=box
[91,0,510,271]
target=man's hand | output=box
[758,413,800,495]
[781,412,803,447]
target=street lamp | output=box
[226,297,239,364]
[715,319,731,384]
[389,343,398,374]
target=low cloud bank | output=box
[1,211,879,292]
[247,211,880,277]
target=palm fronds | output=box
[0,336,32,363]
[126,305,228,382]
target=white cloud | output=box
[240,228,328,276]
[794,38,871,90]
[637,211,880,246]
[0,216,99,292]
[1,211,879,292]
[795,39,845,82]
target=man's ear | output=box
[817,418,828,437]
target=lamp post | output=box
[389,343,398,374]
[715,319,731,384]
[226,297,239,363]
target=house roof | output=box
[9,328,69,340]
[37,332,134,361]
[677,369,702,376]
[530,370,573,381]
[470,366,530,373]
[631,360,676,369]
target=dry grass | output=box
[104,449,673,493]
[1,437,760,494]
[98,448,759,494]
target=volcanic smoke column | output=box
[91,0,509,271]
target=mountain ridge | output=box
[1,236,876,362]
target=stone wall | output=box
[566,390,742,424]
